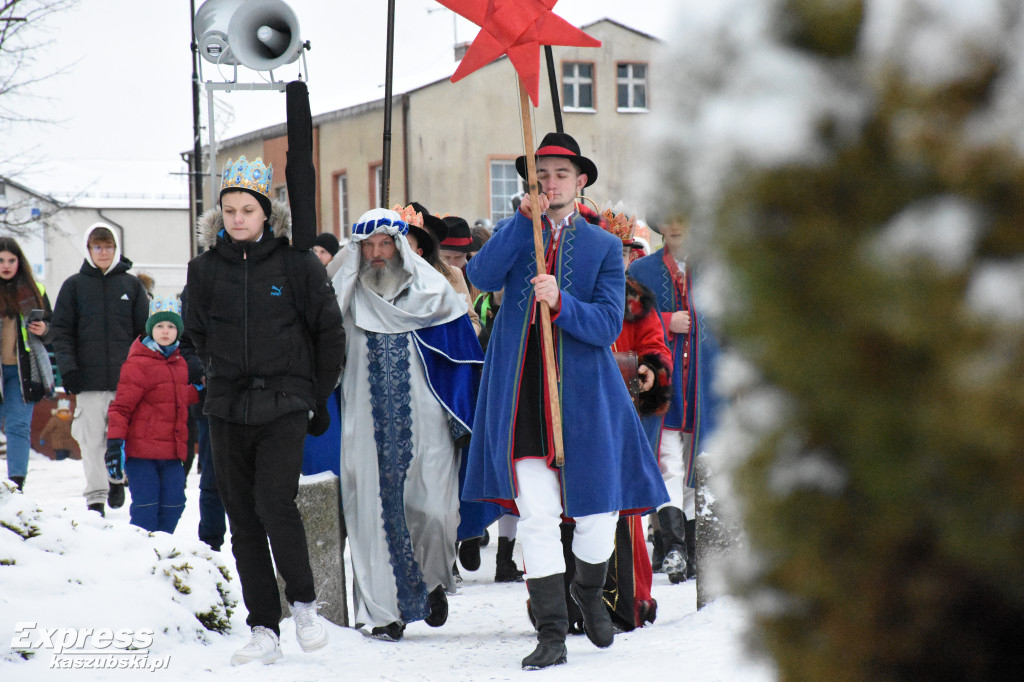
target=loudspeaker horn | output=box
[195,0,302,72]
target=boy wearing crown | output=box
[105,296,199,534]
[184,156,344,665]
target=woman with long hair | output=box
[0,236,56,491]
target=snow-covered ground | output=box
[2,451,775,681]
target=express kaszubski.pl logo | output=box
[10,622,171,671]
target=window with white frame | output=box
[616,62,648,111]
[562,61,594,110]
[370,164,383,210]
[489,160,521,223]
[336,173,349,235]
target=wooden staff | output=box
[518,76,565,468]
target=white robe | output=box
[334,220,470,629]
[340,322,461,628]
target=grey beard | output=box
[359,253,406,300]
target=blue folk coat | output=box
[463,211,669,518]
[629,249,722,486]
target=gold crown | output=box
[392,204,424,227]
[221,156,273,198]
[601,207,637,244]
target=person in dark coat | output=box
[105,296,199,533]
[178,287,226,551]
[184,156,344,666]
[51,224,149,515]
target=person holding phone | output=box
[0,237,56,492]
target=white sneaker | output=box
[230,626,282,666]
[291,600,329,652]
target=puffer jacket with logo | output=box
[184,202,344,425]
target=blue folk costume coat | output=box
[628,248,722,486]
[464,210,668,518]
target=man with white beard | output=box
[332,208,483,642]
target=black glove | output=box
[105,439,125,483]
[62,371,82,395]
[307,402,330,437]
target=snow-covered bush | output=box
[0,484,239,665]
[655,0,1024,678]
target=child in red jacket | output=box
[106,297,199,532]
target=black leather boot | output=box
[651,528,665,572]
[657,506,688,584]
[569,558,614,648]
[522,574,568,670]
[458,537,482,571]
[684,517,697,580]
[495,537,524,582]
[9,476,25,491]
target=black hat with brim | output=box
[407,223,440,262]
[515,131,598,188]
[440,216,474,253]
[409,201,448,244]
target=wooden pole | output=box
[518,77,565,468]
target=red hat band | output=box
[536,145,579,158]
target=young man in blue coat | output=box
[464,133,668,670]
[628,217,722,583]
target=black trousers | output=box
[209,411,315,632]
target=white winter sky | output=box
[4,0,679,200]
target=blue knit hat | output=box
[146,295,183,337]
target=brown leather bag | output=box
[613,350,640,408]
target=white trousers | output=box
[657,428,695,519]
[513,458,618,579]
[71,391,116,505]
[497,513,519,539]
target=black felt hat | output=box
[440,216,473,253]
[409,202,447,244]
[515,132,598,187]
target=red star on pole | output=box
[435,0,601,106]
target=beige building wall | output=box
[211,19,661,236]
[44,203,191,300]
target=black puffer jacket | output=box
[184,205,344,425]
[51,250,150,392]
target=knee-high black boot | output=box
[522,574,568,670]
[569,558,614,648]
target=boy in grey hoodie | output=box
[51,224,149,515]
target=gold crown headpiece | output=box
[392,204,424,228]
[221,156,273,198]
[601,203,638,244]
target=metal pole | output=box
[189,0,204,255]
[381,0,397,208]
[544,46,563,134]
[207,84,219,209]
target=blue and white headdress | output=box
[350,208,408,241]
